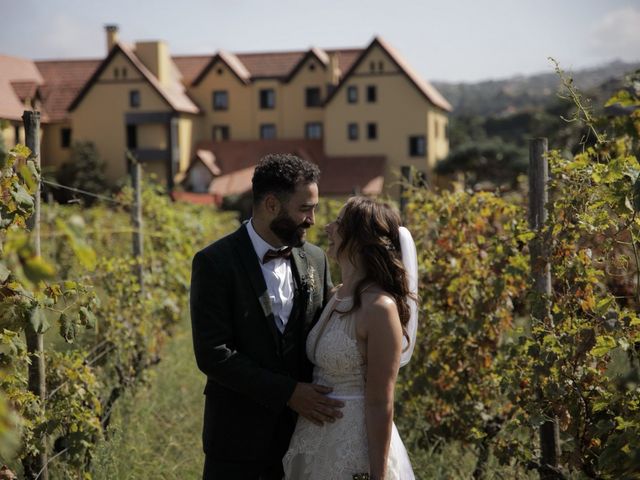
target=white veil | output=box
[399,226,418,367]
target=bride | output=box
[283,196,417,480]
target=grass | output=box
[90,319,205,479]
[88,317,539,480]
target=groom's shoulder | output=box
[300,241,326,263]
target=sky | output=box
[2,0,640,83]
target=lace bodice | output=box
[306,295,366,398]
[283,293,414,479]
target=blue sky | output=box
[2,0,639,82]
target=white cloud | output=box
[590,6,640,61]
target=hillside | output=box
[433,60,640,117]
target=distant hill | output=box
[433,60,640,117]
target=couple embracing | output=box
[190,154,417,480]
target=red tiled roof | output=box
[192,139,385,198]
[10,81,39,101]
[172,55,211,85]
[68,43,199,114]
[325,37,452,112]
[35,59,101,122]
[235,48,363,80]
[236,50,306,78]
[0,54,44,121]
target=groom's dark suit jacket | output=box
[190,223,332,465]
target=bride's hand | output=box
[287,383,344,426]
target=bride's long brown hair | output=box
[336,196,411,345]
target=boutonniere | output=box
[301,265,316,296]
[258,291,273,318]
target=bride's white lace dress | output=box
[283,294,414,479]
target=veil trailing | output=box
[398,226,418,367]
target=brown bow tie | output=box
[262,247,292,264]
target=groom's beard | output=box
[270,211,310,247]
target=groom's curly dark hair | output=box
[252,153,320,204]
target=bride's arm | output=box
[363,295,403,480]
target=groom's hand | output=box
[287,383,344,426]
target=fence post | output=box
[129,154,144,292]
[22,110,48,480]
[528,138,562,479]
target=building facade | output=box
[0,26,451,200]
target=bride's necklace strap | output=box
[334,283,374,301]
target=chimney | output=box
[328,52,341,85]
[135,41,170,86]
[105,24,119,53]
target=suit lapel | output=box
[286,248,310,333]
[231,224,282,352]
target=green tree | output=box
[54,141,110,205]
[436,139,528,190]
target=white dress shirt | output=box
[246,219,294,333]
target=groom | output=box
[190,153,343,479]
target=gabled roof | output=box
[10,81,39,102]
[0,54,44,121]
[325,37,452,112]
[68,43,199,114]
[172,55,211,85]
[192,50,252,86]
[190,48,363,86]
[35,59,101,122]
[284,47,329,83]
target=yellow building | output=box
[0,26,451,201]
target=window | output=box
[260,124,276,139]
[308,63,316,71]
[348,123,358,141]
[212,125,230,141]
[61,128,72,148]
[126,125,138,149]
[122,68,127,78]
[367,85,377,103]
[114,68,119,79]
[260,89,275,109]
[305,122,323,139]
[409,135,426,157]
[367,123,377,140]
[217,68,224,75]
[347,86,357,104]
[305,87,322,107]
[378,61,384,72]
[212,90,228,111]
[369,61,376,72]
[129,90,140,108]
